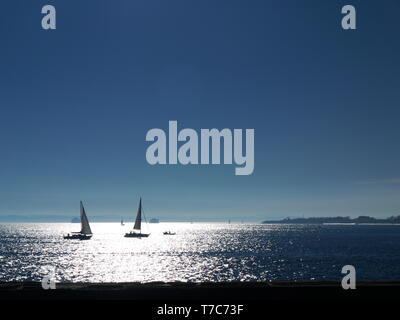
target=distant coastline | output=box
[0,215,257,223]
[262,215,400,224]
[0,215,127,223]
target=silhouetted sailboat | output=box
[125,198,150,238]
[64,201,93,240]
[121,217,124,226]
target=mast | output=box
[80,201,92,235]
[133,198,142,232]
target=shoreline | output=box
[1,281,399,300]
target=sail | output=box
[133,198,142,231]
[80,201,92,235]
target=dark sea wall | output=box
[1,281,399,301]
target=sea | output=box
[0,223,400,283]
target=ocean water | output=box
[0,223,400,282]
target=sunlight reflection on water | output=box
[1,223,400,282]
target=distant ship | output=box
[71,217,80,223]
[124,198,150,238]
[149,218,159,223]
[64,201,93,240]
[121,217,124,226]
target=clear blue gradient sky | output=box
[0,0,399,220]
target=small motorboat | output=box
[163,231,176,235]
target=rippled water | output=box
[0,223,400,282]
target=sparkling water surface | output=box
[1,223,400,282]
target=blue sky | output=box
[0,0,399,220]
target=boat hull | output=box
[64,234,92,240]
[124,232,150,238]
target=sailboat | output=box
[121,217,125,226]
[64,201,93,240]
[125,198,150,238]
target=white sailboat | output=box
[125,198,150,238]
[64,201,93,240]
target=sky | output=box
[0,0,399,221]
